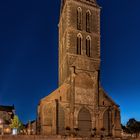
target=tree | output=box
[126,118,140,138]
[122,124,130,134]
[10,115,22,135]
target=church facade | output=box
[37,0,121,137]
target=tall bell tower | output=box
[58,0,121,137]
[59,0,101,86]
[38,0,122,137]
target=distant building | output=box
[0,105,15,134]
[26,120,36,135]
[37,0,122,138]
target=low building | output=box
[26,120,36,135]
[0,105,15,135]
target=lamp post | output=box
[0,119,4,135]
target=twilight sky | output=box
[0,0,140,124]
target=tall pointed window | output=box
[77,34,82,55]
[77,7,82,30]
[86,10,91,32]
[86,36,91,57]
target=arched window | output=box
[86,36,91,57]
[77,34,82,55]
[86,10,91,32]
[77,7,82,30]
[43,105,52,126]
[103,109,112,136]
[58,104,65,134]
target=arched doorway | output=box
[78,107,92,136]
[103,109,112,136]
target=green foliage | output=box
[19,123,25,130]
[122,118,140,138]
[121,124,128,133]
[10,115,22,129]
[127,118,140,134]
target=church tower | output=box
[59,0,100,86]
[37,0,122,138]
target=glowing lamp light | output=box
[4,128,11,134]
[12,128,17,135]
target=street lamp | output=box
[0,118,4,135]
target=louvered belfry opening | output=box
[78,107,92,136]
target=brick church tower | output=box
[37,0,122,137]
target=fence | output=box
[0,135,131,140]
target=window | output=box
[86,36,91,57]
[77,34,82,55]
[77,7,82,30]
[60,96,62,101]
[86,10,91,32]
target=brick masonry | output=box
[37,0,122,138]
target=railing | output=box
[0,135,127,140]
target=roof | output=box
[41,83,70,102]
[0,105,15,112]
[99,86,120,107]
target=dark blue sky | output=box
[0,0,140,124]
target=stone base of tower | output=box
[37,83,122,138]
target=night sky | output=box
[0,0,140,124]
